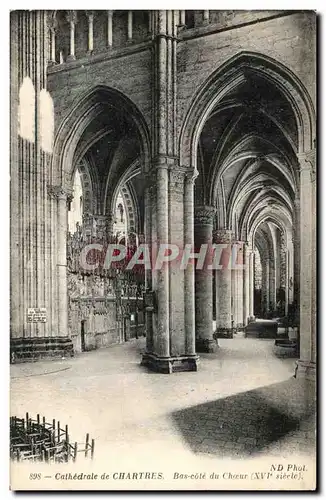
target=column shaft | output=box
[57,192,69,336]
[194,206,217,352]
[88,13,94,52]
[243,244,250,326]
[144,183,153,353]
[70,22,75,57]
[296,150,316,380]
[50,28,56,62]
[249,251,255,318]
[214,229,232,338]
[107,11,113,47]
[128,11,133,40]
[232,241,244,327]
[155,166,169,357]
[184,175,196,355]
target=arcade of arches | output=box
[10,11,316,380]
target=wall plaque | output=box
[27,307,47,323]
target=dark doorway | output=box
[81,320,86,352]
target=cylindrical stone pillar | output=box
[249,250,255,319]
[296,150,316,381]
[293,196,300,325]
[50,27,56,63]
[107,11,113,47]
[194,206,217,352]
[144,182,153,353]
[232,241,244,327]
[57,189,69,336]
[66,11,76,61]
[155,166,169,357]
[128,11,133,41]
[87,12,94,52]
[269,258,277,313]
[184,174,196,355]
[203,10,210,22]
[213,229,233,338]
[243,243,250,326]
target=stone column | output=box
[296,149,316,381]
[54,187,71,336]
[269,257,277,313]
[203,10,210,23]
[141,11,197,373]
[213,229,233,338]
[180,10,186,26]
[184,172,197,355]
[66,11,76,61]
[285,249,289,317]
[155,164,170,358]
[87,11,94,53]
[144,178,154,354]
[288,238,294,305]
[194,206,217,352]
[107,11,113,47]
[232,241,244,327]
[49,25,56,64]
[292,196,300,325]
[260,254,270,316]
[248,250,255,319]
[243,243,250,326]
[128,11,133,41]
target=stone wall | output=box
[48,11,315,157]
[47,44,152,135]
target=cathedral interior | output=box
[10,10,316,470]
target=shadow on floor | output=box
[171,378,315,458]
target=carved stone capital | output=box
[213,229,233,244]
[48,11,58,31]
[66,10,77,25]
[185,169,199,184]
[85,10,94,20]
[47,185,73,202]
[194,205,216,225]
[298,149,316,183]
[169,168,186,194]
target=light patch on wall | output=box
[68,169,83,234]
[18,77,35,142]
[40,89,54,153]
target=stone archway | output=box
[179,51,315,376]
[48,85,150,344]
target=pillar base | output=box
[10,337,74,363]
[295,360,316,381]
[214,328,233,339]
[66,54,76,62]
[196,338,218,353]
[141,353,199,374]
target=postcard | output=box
[10,9,316,491]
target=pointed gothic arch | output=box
[51,85,150,191]
[179,51,316,172]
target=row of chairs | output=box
[10,414,94,462]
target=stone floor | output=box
[10,336,316,489]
